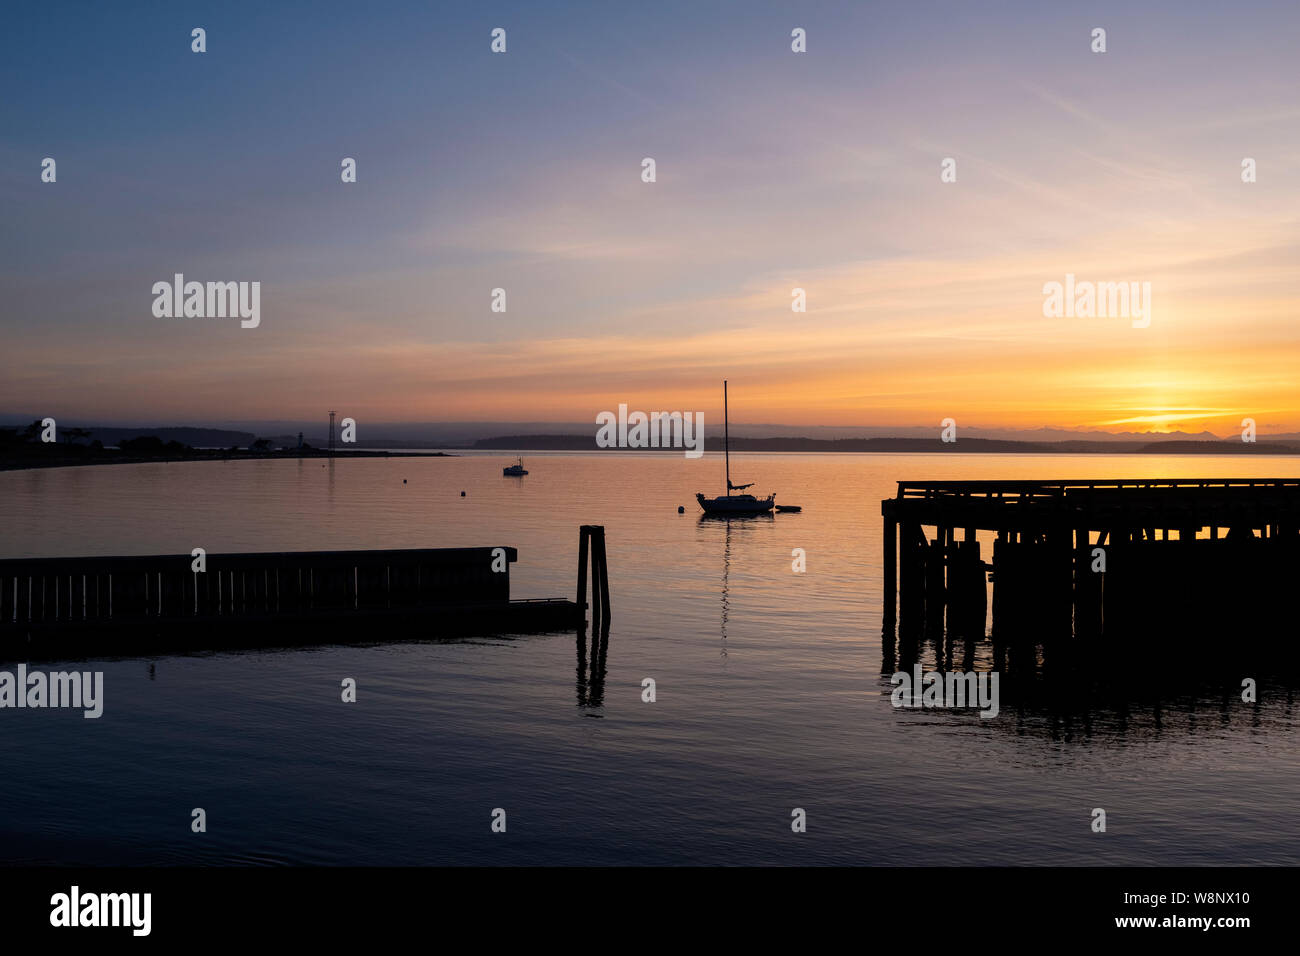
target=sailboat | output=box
[696,381,775,515]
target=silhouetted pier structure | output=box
[881,479,1300,654]
[0,531,612,656]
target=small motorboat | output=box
[775,505,801,513]
[503,457,528,476]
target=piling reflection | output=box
[575,622,609,709]
[885,620,1300,742]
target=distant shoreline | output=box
[0,449,453,473]
[8,436,1300,474]
[471,435,1300,455]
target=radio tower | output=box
[328,410,337,456]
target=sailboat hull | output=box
[696,492,775,515]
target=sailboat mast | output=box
[724,379,730,496]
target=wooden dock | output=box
[0,532,610,657]
[881,479,1300,649]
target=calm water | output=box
[2,452,1297,865]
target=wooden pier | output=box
[881,479,1300,649]
[0,529,611,657]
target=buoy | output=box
[403,479,407,484]
[460,491,466,497]
[678,505,685,513]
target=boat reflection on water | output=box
[696,509,780,662]
[696,511,775,524]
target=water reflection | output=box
[720,519,730,658]
[699,512,776,660]
[886,623,1300,742]
[575,623,609,710]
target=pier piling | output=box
[578,525,611,632]
[881,478,1300,650]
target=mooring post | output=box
[589,536,600,627]
[577,525,610,630]
[594,525,611,629]
[577,526,591,627]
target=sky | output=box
[2,0,1299,433]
